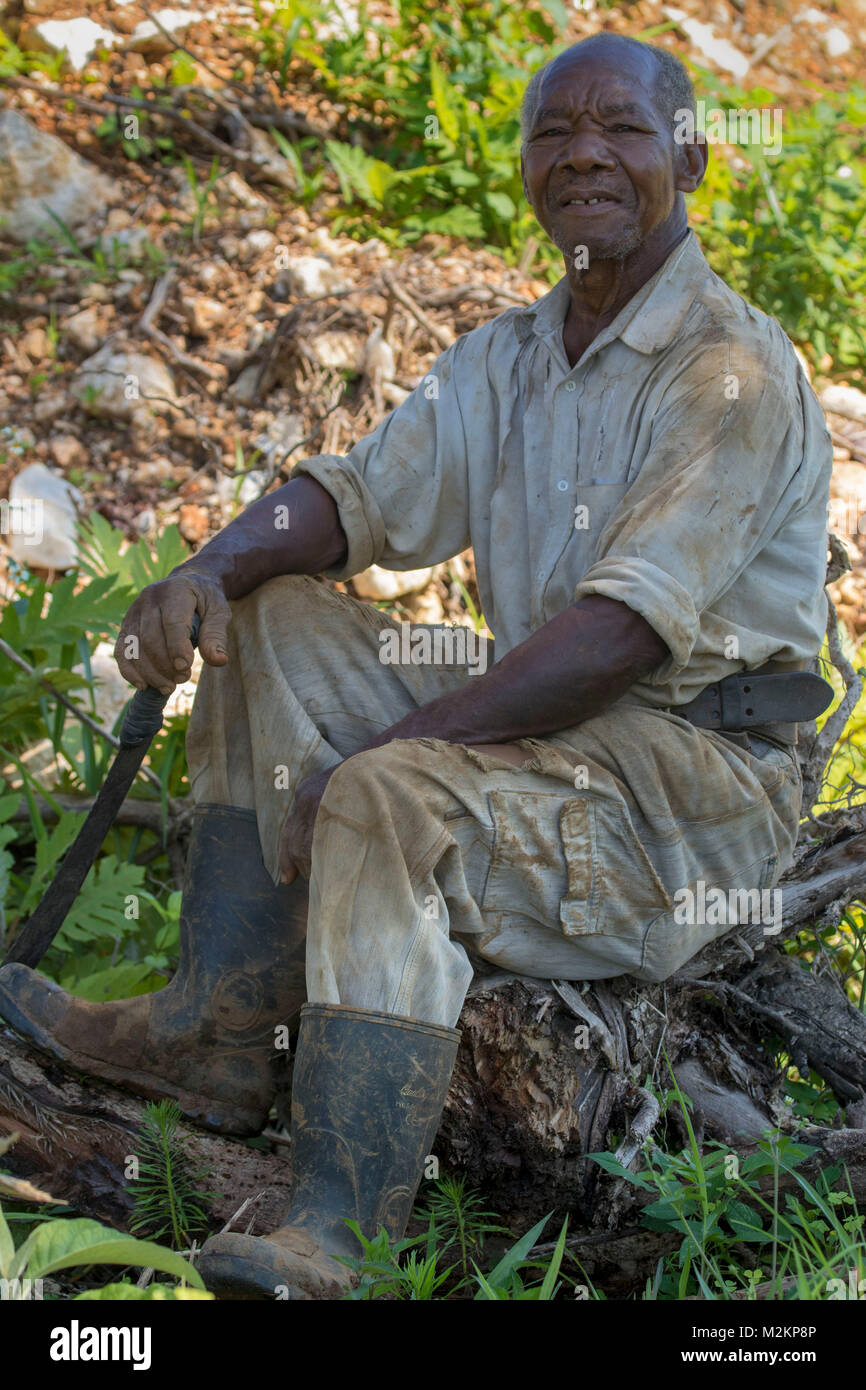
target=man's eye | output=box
[611,123,638,132]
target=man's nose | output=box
[554,128,617,174]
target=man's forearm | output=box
[365,595,669,750]
[177,476,348,600]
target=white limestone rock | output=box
[5,463,83,571]
[126,8,205,55]
[27,17,120,71]
[72,347,176,421]
[821,385,866,426]
[0,109,116,244]
[352,564,436,601]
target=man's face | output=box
[521,46,686,263]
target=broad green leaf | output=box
[23,810,85,910]
[366,159,396,205]
[542,0,569,28]
[75,1281,213,1300]
[54,856,148,952]
[430,59,460,142]
[169,51,198,86]
[325,139,387,207]
[14,1217,206,1288]
[485,190,516,221]
[587,1151,655,1189]
[77,515,189,592]
[437,163,480,189]
[408,205,485,238]
[129,525,189,589]
[17,832,146,950]
[642,1198,684,1223]
[66,961,159,1003]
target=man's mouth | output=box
[559,194,619,208]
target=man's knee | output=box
[318,739,459,833]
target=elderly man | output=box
[0,33,832,1297]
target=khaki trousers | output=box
[186,576,801,1028]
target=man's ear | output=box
[675,132,708,194]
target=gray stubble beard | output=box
[552,216,644,264]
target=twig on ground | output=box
[4,76,261,173]
[11,793,192,835]
[138,274,223,385]
[380,269,455,351]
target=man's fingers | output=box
[196,598,232,667]
[161,595,200,675]
[113,572,231,697]
[114,626,146,689]
[137,604,179,693]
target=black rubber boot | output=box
[0,804,307,1134]
[197,1003,460,1299]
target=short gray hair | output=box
[520,37,695,143]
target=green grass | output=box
[336,1084,866,1300]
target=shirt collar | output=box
[513,229,711,358]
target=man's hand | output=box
[279,766,338,884]
[114,569,232,695]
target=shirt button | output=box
[557,480,569,492]
[565,381,576,392]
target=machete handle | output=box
[118,612,201,747]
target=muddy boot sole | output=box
[198,1231,353,1301]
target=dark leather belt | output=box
[671,662,833,745]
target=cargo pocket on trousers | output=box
[558,797,673,940]
[482,789,575,923]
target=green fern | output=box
[76,514,189,592]
[8,806,148,953]
[324,139,395,207]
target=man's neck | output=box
[561,219,690,369]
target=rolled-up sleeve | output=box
[292,337,471,581]
[572,339,816,676]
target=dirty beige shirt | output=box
[294,230,832,706]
